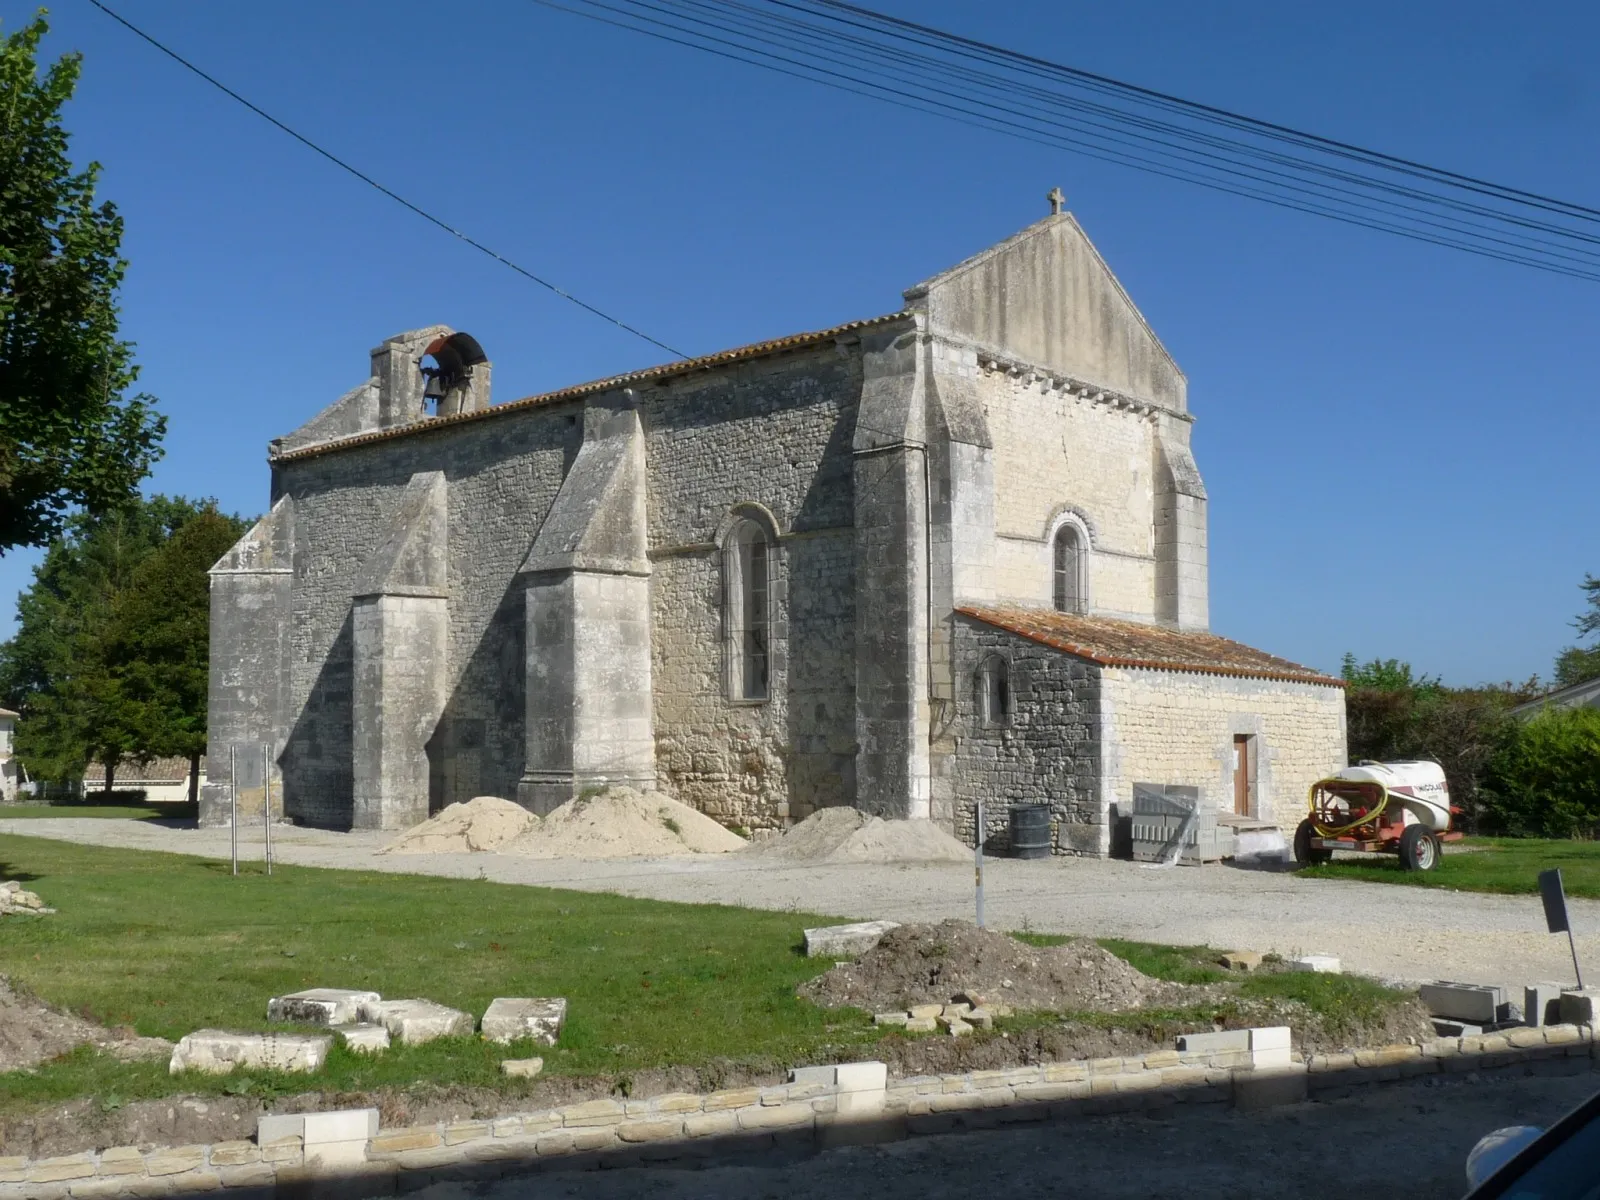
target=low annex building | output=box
[204,197,1346,853]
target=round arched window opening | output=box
[1053,523,1086,614]
[723,519,771,702]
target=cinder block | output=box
[1420,981,1505,1024]
[303,1109,379,1145]
[1560,989,1600,1026]
[1526,983,1566,1028]
[789,1065,837,1088]
[1175,1029,1249,1054]
[1249,1026,1293,1069]
[1289,955,1341,974]
[257,1114,304,1145]
[835,1062,888,1093]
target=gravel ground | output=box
[419,1069,1599,1200]
[3,818,1594,993]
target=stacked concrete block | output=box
[360,999,473,1045]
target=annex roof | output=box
[83,757,199,783]
[956,606,1343,687]
[272,312,911,464]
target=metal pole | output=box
[975,796,986,930]
[1570,928,1585,991]
[262,743,272,877]
[229,745,238,876]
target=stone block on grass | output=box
[359,999,473,1045]
[169,1030,331,1075]
[267,988,381,1027]
[873,1011,909,1027]
[502,1056,545,1079]
[332,1022,390,1053]
[1220,951,1263,972]
[803,920,900,959]
[481,997,567,1046]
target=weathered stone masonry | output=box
[205,204,1346,846]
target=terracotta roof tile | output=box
[273,312,913,463]
[83,757,198,783]
[956,606,1343,687]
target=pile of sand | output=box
[800,920,1188,1013]
[752,807,970,864]
[500,787,747,859]
[0,977,171,1074]
[378,796,538,855]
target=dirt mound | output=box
[753,809,971,864]
[379,796,538,855]
[501,788,746,859]
[0,977,172,1075]
[799,920,1185,1013]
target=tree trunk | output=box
[188,751,201,807]
[102,758,116,797]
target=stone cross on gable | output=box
[1047,186,1065,215]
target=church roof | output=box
[955,606,1343,687]
[272,312,912,464]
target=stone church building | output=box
[204,201,1346,854]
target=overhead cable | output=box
[85,0,687,358]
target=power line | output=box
[534,0,1600,283]
[84,0,688,359]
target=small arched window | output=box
[724,520,770,701]
[979,655,1011,728]
[1053,524,1085,614]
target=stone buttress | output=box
[201,496,294,826]
[517,389,655,814]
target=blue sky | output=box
[1,0,1594,684]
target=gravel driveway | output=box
[3,817,1593,993]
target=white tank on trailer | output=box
[1331,761,1451,831]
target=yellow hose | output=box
[1306,780,1391,838]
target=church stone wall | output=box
[275,409,577,827]
[646,346,862,829]
[1099,668,1347,835]
[950,617,1103,855]
[982,370,1158,621]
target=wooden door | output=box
[1232,735,1251,815]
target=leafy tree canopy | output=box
[1554,574,1600,688]
[0,496,246,788]
[0,13,165,552]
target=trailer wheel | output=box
[1294,819,1331,866]
[1399,825,1439,871]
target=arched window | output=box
[979,655,1011,728]
[724,520,770,701]
[1053,524,1085,614]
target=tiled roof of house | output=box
[83,757,198,783]
[955,606,1343,687]
[272,312,912,463]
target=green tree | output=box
[1483,707,1600,838]
[0,496,211,791]
[0,13,165,553]
[105,510,249,802]
[1339,654,1531,831]
[1554,575,1600,688]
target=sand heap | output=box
[800,920,1186,1013]
[752,807,970,864]
[501,787,747,859]
[0,977,171,1074]
[378,796,537,855]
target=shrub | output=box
[1482,707,1600,838]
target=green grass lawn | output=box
[1298,836,1600,897]
[0,834,1420,1116]
[0,803,192,821]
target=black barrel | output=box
[1009,804,1053,859]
